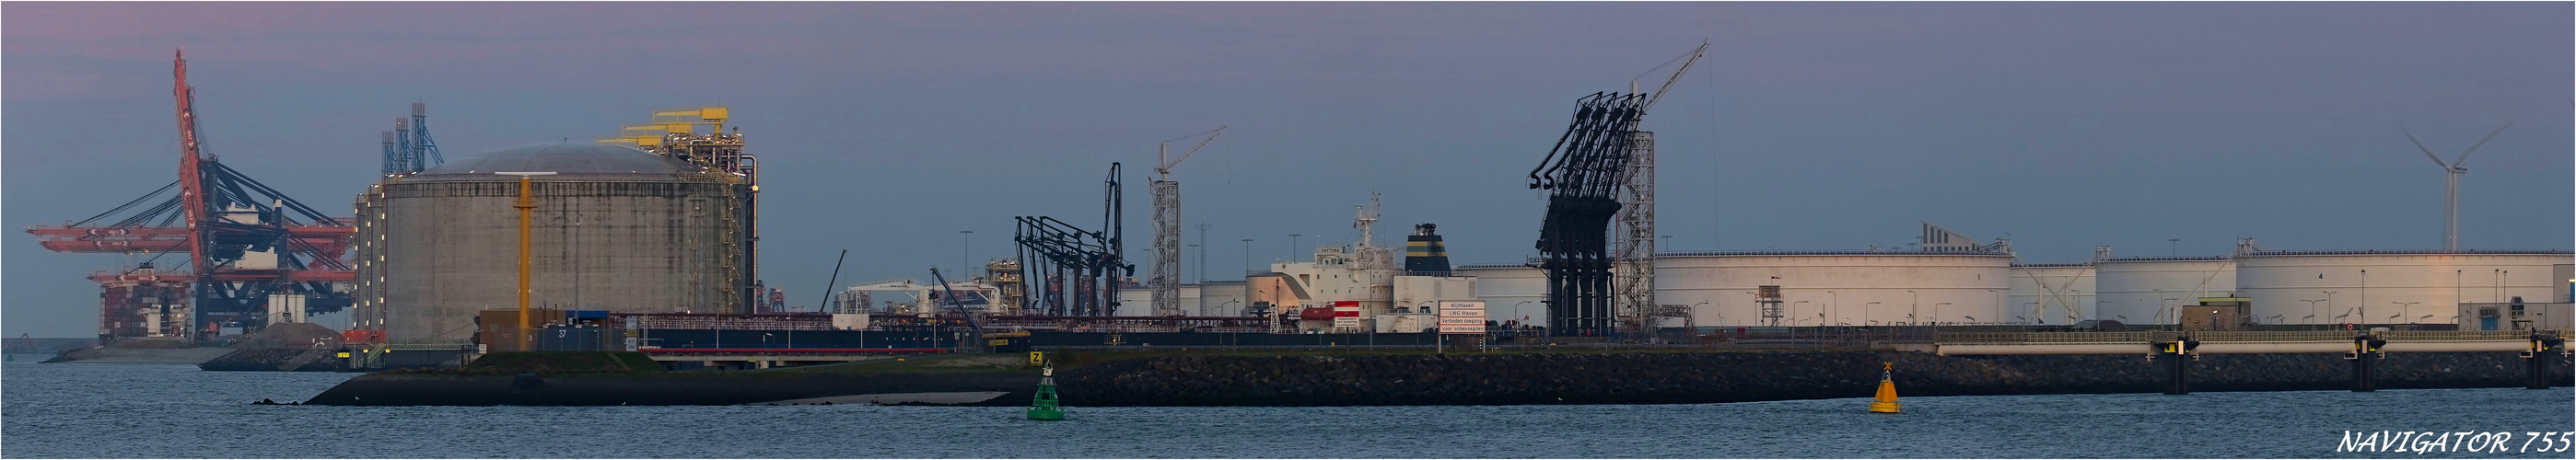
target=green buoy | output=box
[1027,363,1064,420]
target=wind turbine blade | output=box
[2401,127,2450,167]
[2451,122,2513,167]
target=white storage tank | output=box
[2236,249,2573,326]
[2008,263,2095,325]
[1196,281,1247,316]
[1453,264,1544,323]
[1657,251,2012,327]
[2093,257,2236,325]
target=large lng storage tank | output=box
[1656,250,2013,327]
[356,142,745,344]
[1454,264,1545,323]
[2235,249,2572,326]
[2008,263,2095,325]
[2093,257,2235,325]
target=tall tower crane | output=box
[1149,126,1225,316]
[1614,42,1706,341]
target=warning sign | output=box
[1440,301,1486,334]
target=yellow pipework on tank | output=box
[1870,362,1903,413]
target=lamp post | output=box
[1987,289,1999,324]
[1793,301,1812,326]
[2324,291,2338,326]
[2360,269,2368,328]
[1934,303,1952,327]
[1825,291,1839,328]
[1906,291,1917,326]
[2162,298,2178,331]
[1865,302,1884,326]
[498,171,556,352]
[2392,302,2421,327]
[2300,299,2325,326]
[1514,301,1535,326]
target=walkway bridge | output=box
[1931,330,2557,356]
[1929,329,2566,394]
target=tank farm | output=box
[24,48,2573,407]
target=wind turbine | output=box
[2403,123,2512,251]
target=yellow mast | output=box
[500,172,556,351]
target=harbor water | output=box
[4,357,2570,458]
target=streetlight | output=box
[2300,299,2325,326]
[2323,291,2339,325]
[2162,298,2178,330]
[2360,269,2368,328]
[1906,291,1917,326]
[2392,301,2421,327]
[1825,291,1839,328]
[1987,289,1999,323]
[1934,302,1952,326]
[1515,301,1537,327]
[1865,302,1884,326]
[1793,301,1812,326]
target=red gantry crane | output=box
[25,50,356,340]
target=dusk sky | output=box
[6,2,2569,338]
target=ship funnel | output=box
[1405,224,1451,275]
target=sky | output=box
[6,2,2570,338]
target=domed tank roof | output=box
[416,142,697,177]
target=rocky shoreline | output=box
[299,351,2572,407]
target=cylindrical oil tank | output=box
[2093,257,2235,325]
[2008,263,2095,325]
[1656,251,2012,327]
[1196,281,1247,316]
[372,142,744,344]
[2236,250,2573,326]
[1453,264,1544,323]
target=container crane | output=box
[1149,126,1225,316]
[26,49,356,339]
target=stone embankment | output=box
[200,323,346,372]
[299,351,2572,407]
[1039,351,2573,407]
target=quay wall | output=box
[302,351,2571,407]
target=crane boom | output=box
[172,49,211,294]
[1155,126,1227,178]
[1635,41,1708,116]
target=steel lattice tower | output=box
[1615,131,1657,340]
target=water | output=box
[6,357,2570,458]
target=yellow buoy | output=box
[1869,362,1902,413]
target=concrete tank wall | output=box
[2008,264,2095,325]
[2093,258,2235,324]
[1657,253,2012,327]
[1453,265,1544,323]
[1197,282,1247,316]
[2236,251,2573,326]
[377,178,740,344]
